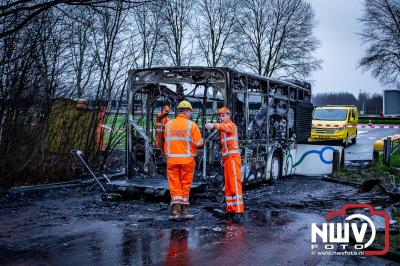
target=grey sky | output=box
[309,0,384,96]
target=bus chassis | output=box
[123,67,313,190]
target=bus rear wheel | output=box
[269,153,282,184]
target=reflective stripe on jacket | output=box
[213,119,240,158]
[155,112,169,149]
[164,114,203,164]
[156,113,169,133]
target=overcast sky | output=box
[309,0,385,96]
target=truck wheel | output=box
[351,131,357,144]
[269,153,282,184]
[342,135,348,147]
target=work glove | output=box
[205,123,214,130]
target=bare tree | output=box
[359,0,400,86]
[312,92,359,107]
[61,8,96,98]
[193,0,238,67]
[235,0,321,78]
[0,8,68,186]
[0,0,152,39]
[160,0,194,66]
[88,1,137,165]
[0,1,136,186]
[0,0,326,186]
[132,1,164,68]
[365,93,383,114]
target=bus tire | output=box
[268,153,282,184]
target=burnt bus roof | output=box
[129,66,311,92]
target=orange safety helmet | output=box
[217,107,231,115]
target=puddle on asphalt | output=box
[0,211,325,266]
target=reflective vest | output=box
[214,119,240,158]
[156,112,169,149]
[164,114,203,164]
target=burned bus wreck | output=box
[115,66,318,195]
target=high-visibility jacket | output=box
[156,112,169,149]
[213,119,240,158]
[164,114,203,164]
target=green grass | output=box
[372,148,400,176]
[106,114,126,128]
[337,147,400,185]
[350,148,400,256]
[374,230,400,256]
[103,114,127,149]
[371,148,400,256]
[318,142,400,254]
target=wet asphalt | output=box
[1,175,397,266]
[1,125,399,265]
[345,125,400,161]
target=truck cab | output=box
[310,105,358,146]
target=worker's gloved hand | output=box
[205,123,214,130]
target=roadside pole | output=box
[331,149,341,178]
[383,137,392,166]
[372,151,379,166]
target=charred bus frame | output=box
[126,67,312,185]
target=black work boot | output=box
[225,212,235,220]
[169,204,182,221]
[231,213,244,223]
[181,205,194,220]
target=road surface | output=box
[0,125,399,265]
[0,176,397,265]
[345,125,400,161]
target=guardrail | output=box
[373,134,400,166]
[359,116,400,124]
[359,116,400,120]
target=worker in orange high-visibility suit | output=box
[164,100,203,220]
[205,107,244,222]
[155,105,170,150]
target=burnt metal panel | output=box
[295,101,313,143]
[126,66,314,184]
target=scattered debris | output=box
[345,160,372,169]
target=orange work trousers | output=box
[167,160,195,205]
[223,155,244,213]
[155,134,164,150]
[155,135,162,149]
